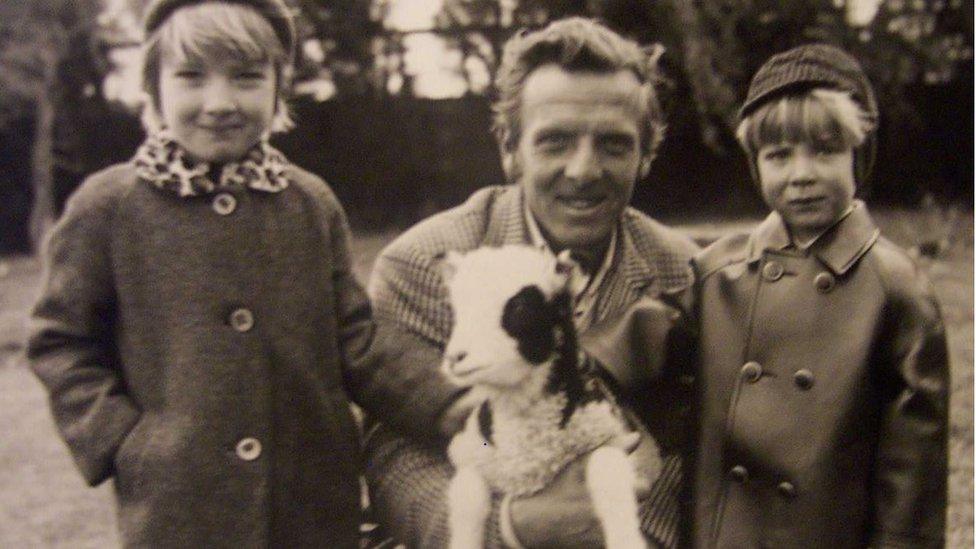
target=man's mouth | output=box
[556,195,607,211]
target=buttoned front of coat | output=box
[692,203,948,549]
[29,162,377,548]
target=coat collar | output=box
[134,132,290,197]
[747,200,880,275]
[483,185,657,293]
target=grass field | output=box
[0,211,971,548]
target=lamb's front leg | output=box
[447,465,491,549]
[585,446,647,549]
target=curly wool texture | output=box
[448,392,628,498]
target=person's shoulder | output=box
[692,232,752,280]
[622,207,700,261]
[63,162,140,218]
[381,185,509,264]
[284,164,344,213]
[865,235,937,302]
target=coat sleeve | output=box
[331,204,464,437]
[871,259,949,548]
[365,424,508,548]
[27,178,140,487]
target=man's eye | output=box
[536,134,572,151]
[599,135,635,156]
[175,69,203,79]
[237,71,267,81]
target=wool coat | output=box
[28,161,417,548]
[362,185,700,548]
[691,203,949,549]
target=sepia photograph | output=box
[0,0,972,547]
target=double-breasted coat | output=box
[28,162,417,548]
[691,203,949,549]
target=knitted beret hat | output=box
[143,0,296,60]
[739,43,879,187]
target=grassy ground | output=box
[0,210,971,547]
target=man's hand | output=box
[436,389,484,438]
[508,432,654,548]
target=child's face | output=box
[757,140,856,243]
[158,51,276,163]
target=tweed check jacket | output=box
[365,184,700,548]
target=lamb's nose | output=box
[445,351,468,367]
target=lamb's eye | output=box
[502,285,555,364]
[502,286,547,334]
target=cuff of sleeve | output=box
[499,494,528,549]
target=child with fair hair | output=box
[27,1,421,546]
[692,44,949,548]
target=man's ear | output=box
[499,132,521,182]
[555,249,577,276]
[437,250,464,282]
[638,154,653,179]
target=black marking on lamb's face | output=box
[478,401,494,445]
[541,291,587,427]
[501,285,557,364]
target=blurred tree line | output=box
[0,0,971,253]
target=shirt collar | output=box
[523,201,618,299]
[747,200,880,274]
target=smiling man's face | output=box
[506,64,649,255]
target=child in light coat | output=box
[28,1,423,546]
[692,44,949,548]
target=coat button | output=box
[762,261,784,282]
[212,192,237,215]
[741,361,763,383]
[793,369,815,390]
[814,271,835,293]
[729,465,749,482]
[229,308,254,332]
[777,481,797,498]
[235,437,262,461]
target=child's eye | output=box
[762,148,790,161]
[813,143,846,156]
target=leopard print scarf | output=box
[134,132,290,197]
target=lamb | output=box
[439,245,661,549]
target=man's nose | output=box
[564,139,601,182]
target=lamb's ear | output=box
[437,250,463,282]
[555,250,578,282]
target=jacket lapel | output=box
[483,185,530,247]
[813,201,880,275]
[592,219,659,327]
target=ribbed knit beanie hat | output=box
[740,43,879,188]
[143,0,296,61]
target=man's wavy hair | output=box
[492,17,667,158]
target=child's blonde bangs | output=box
[156,3,285,67]
[737,89,873,154]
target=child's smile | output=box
[158,51,276,164]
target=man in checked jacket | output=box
[364,18,700,548]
